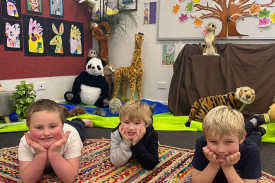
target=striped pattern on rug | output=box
[0,139,274,182]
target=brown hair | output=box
[119,100,152,126]
[26,99,65,127]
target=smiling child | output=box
[191,105,269,183]
[110,100,159,170]
[18,99,93,183]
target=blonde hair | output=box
[26,99,65,127]
[119,100,152,126]
[202,105,245,140]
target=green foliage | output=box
[10,80,36,122]
[105,3,138,39]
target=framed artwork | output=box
[2,20,23,51]
[26,0,43,15]
[45,18,67,56]
[1,0,21,20]
[23,15,47,56]
[161,43,176,66]
[65,21,84,57]
[120,0,137,11]
[49,0,64,18]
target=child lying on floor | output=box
[192,105,270,183]
[110,100,159,170]
[18,99,93,183]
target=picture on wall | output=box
[23,15,47,56]
[49,0,64,18]
[45,18,67,56]
[120,0,137,11]
[161,43,175,66]
[1,0,21,20]
[65,21,84,57]
[26,0,43,15]
[2,20,23,51]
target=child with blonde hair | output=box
[192,105,269,183]
[110,100,159,170]
[18,99,93,183]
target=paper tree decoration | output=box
[194,0,275,38]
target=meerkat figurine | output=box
[203,22,219,56]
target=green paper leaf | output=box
[258,8,270,18]
[185,2,193,12]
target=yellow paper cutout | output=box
[192,0,200,4]
[270,12,275,23]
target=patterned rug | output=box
[0,139,274,183]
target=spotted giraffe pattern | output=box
[112,33,144,102]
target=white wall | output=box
[1,0,274,104]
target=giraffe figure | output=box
[112,32,144,102]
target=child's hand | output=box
[221,152,240,167]
[48,131,70,153]
[203,146,220,165]
[24,132,47,154]
[132,125,146,146]
[119,123,130,141]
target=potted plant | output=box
[10,80,36,122]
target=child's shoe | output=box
[257,124,268,136]
[248,113,270,126]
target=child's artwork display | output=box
[3,20,23,51]
[65,21,84,57]
[161,43,175,66]
[23,15,47,56]
[1,0,21,20]
[49,0,63,18]
[45,18,69,56]
[26,0,43,15]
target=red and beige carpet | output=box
[0,139,274,183]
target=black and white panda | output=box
[64,57,109,107]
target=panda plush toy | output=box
[64,57,109,107]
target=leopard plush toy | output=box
[185,86,255,127]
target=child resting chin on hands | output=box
[18,99,93,183]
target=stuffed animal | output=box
[104,64,115,98]
[109,98,122,114]
[202,22,219,56]
[0,83,2,92]
[79,0,118,20]
[88,48,98,58]
[64,57,109,107]
[268,97,275,123]
[89,21,111,63]
[186,86,255,127]
[92,108,107,117]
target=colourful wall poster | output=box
[161,43,175,66]
[143,2,157,25]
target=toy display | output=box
[104,64,115,98]
[64,57,109,107]
[202,22,219,56]
[88,48,98,58]
[112,32,145,102]
[89,21,111,63]
[268,97,275,123]
[186,86,255,127]
[109,98,122,114]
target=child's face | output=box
[205,131,245,163]
[121,115,148,140]
[29,110,63,149]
